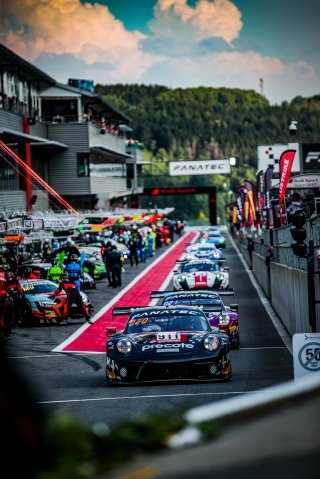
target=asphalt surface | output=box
[3,229,315,479]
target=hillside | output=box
[95,84,320,220]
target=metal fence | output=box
[240,214,320,273]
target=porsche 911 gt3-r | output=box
[183,242,224,262]
[106,305,232,384]
[151,290,240,348]
[173,259,229,291]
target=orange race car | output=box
[17,279,93,325]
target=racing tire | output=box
[21,302,34,326]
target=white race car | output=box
[173,259,229,291]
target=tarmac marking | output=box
[37,389,273,405]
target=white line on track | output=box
[227,231,293,354]
[37,389,275,405]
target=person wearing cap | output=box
[49,273,92,324]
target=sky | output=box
[0,0,319,105]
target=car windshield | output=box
[125,309,210,334]
[181,262,219,273]
[20,281,58,294]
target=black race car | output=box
[151,289,240,348]
[106,305,232,385]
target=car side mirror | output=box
[229,304,238,312]
[106,327,117,337]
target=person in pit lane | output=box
[49,273,92,324]
[22,267,38,280]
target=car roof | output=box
[20,279,55,285]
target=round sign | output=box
[298,342,320,372]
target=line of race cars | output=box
[106,226,239,385]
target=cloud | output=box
[0,0,319,104]
[140,51,320,104]
[0,0,157,80]
[149,0,243,44]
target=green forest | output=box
[95,84,320,222]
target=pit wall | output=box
[237,243,319,335]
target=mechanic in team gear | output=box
[49,273,92,324]
[102,241,113,287]
[22,267,38,280]
[48,258,65,283]
[5,271,23,326]
[0,285,14,340]
[65,254,84,290]
[109,245,123,288]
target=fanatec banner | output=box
[169,160,231,176]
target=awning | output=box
[0,127,68,149]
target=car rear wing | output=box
[150,288,234,299]
[175,258,227,264]
[112,306,146,317]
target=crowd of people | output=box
[0,217,185,341]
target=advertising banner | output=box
[169,160,231,176]
[264,166,274,228]
[256,170,264,214]
[301,143,320,172]
[89,163,126,177]
[279,150,296,223]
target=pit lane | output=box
[3,228,294,427]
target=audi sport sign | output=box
[169,160,231,176]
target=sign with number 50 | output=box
[293,333,320,381]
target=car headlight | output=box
[116,339,133,354]
[203,335,220,351]
[217,273,224,280]
[37,301,54,307]
[218,313,231,325]
[177,275,186,282]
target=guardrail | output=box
[240,214,320,272]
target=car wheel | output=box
[21,302,34,326]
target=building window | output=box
[0,156,15,180]
[77,153,90,177]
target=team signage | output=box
[293,333,320,381]
[90,163,126,177]
[272,174,320,189]
[169,160,231,176]
[302,143,320,172]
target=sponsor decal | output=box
[106,356,117,370]
[194,272,208,287]
[157,332,181,342]
[142,343,194,351]
[169,160,231,176]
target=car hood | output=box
[24,293,57,304]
